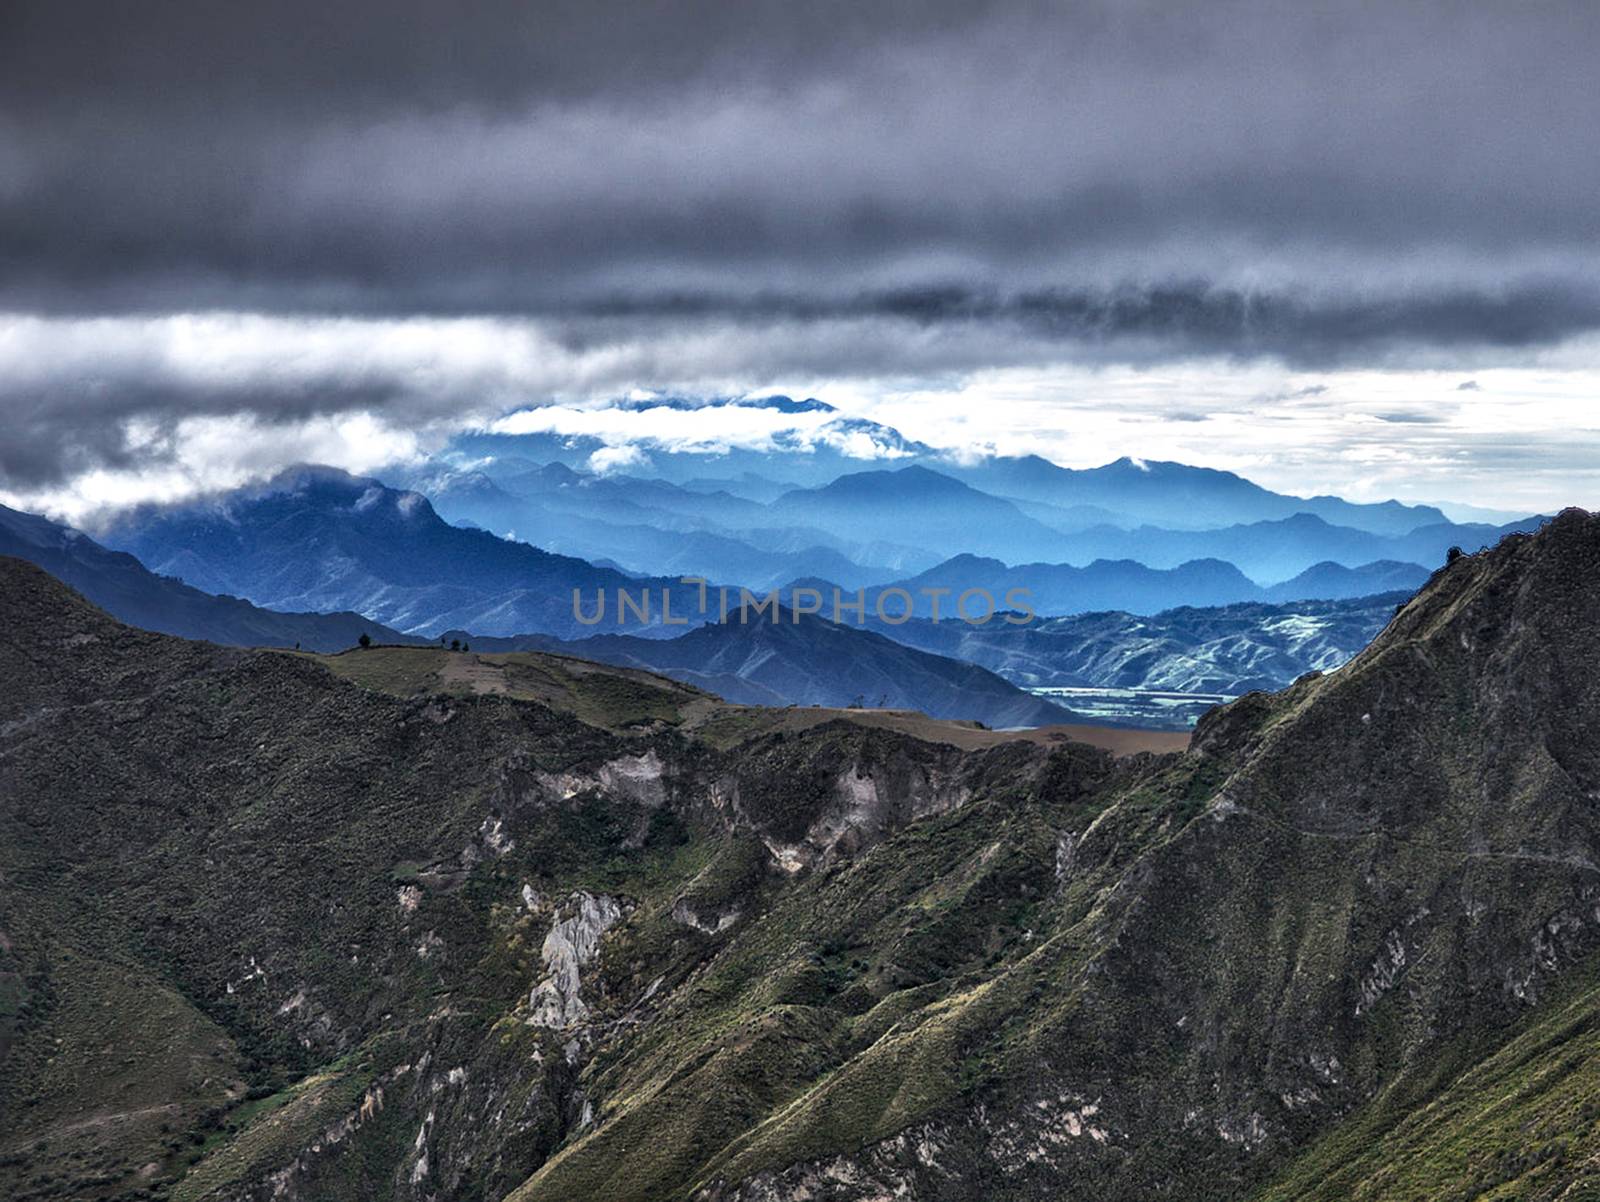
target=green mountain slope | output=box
[4,510,1600,1201]
[1255,965,1600,1201]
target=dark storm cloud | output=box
[5,0,1600,500]
[0,374,406,489]
[5,0,1600,331]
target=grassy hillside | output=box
[1256,967,1600,1201]
[310,644,718,733]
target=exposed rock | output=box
[597,749,668,807]
[478,813,515,856]
[16,515,1600,1202]
[671,898,740,934]
[528,892,627,1029]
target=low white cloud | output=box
[8,411,423,527]
[587,444,649,474]
[2,311,1599,523]
[846,358,1600,513]
[488,396,915,461]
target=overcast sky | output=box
[3,0,1599,519]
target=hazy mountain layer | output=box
[7,496,1396,726]
[440,403,1488,537]
[412,467,918,588]
[948,453,1454,534]
[0,501,414,652]
[87,457,1518,644]
[473,611,1086,730]
[4,497,1084,728]
[410,409,1535,579]
[834,554,1432,618]
[94,467,704,639]
[1054,510,1547,581]
[769,466,1077,566]
[404,453,1498,584]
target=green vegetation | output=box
[1257,968,1600,1201]
[310,644,712,732]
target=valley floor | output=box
[1027,684,1237,730]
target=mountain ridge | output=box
[93,466,705,639]
[0,502,417,652]
[8,513,1600,1200]
[463,608,1088,730]
[948,452,1456,535]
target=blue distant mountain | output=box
[1050,512,1548,582]
[1,486,1438,731]
[485,610,1086,729]
[771,466,1078,565]
[92,467,704,639]
[419,402,1537,587]
[3,492,1093,729]
[398,464,934,584]
[24,441,1546,731]
[74,392,1551,653]
[787,554,1433,619]
[400,451,1519,586]
[0,501,415,651]
[880,554,1267,617]
[449,399,1500,534]
[941,454,1455,536]
[679,472,803,504]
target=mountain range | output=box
[442,398,1493,537]
[93,466,709,640]
[0,498,1399,727]
[812,552,1432,618]
[0,500,416,652]
[767,466,1077,566]
[408,464,917,588]
[85,464,1496,639]
[861,590,1414,694]
[456,592,1406,729]
[1050,509,1545,581]
[949,451,1453,533]
[3,408,1556,739]
[8,509,1600,1200]
[468,610,1082,730]
[397,399,1545,588]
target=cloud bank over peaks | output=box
[487,395,921,464]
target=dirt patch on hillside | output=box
[438,653,511,695]
[697,705,1189,757]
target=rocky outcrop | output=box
[527,892,627,1029]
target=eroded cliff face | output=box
[10,513,1600,1202]
[528,892,628,1029]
